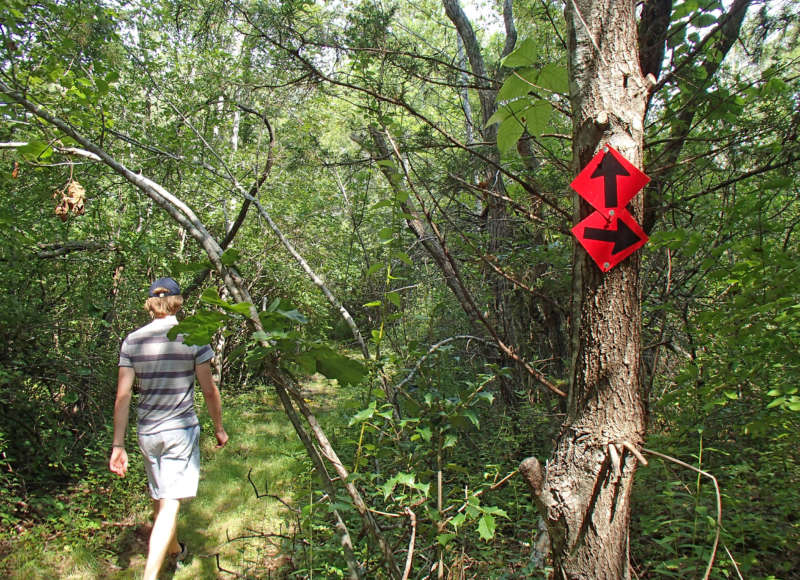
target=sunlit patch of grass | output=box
[0,382,318,579]
[2,537,100,580]
[171,385,309,579]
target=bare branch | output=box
[36,240,117,258]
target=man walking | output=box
[109,277,228,580]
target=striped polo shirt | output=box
[119,315,214,435]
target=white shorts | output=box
[138,425,201,500]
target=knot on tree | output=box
[519,456,544,498]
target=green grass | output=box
[0,382,315,579]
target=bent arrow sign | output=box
[583,218,641,255]
[572,209,648,272]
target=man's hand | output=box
[109,447,128,477]
[215,428,229,448]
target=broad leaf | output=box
[477,514,496,540]
[167,310,228,345]
[501,37,538,68]
[309,346,367,386]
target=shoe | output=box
[172,541,188,562]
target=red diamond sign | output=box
[571,146,650,272]
[570,145,650,219]
[572,209,648,272]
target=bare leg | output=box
[143,498,181,580]
[151,499,181,554]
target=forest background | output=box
[0,0,799,578]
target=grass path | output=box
[1,383,322,579]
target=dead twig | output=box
[401,508,417,580]
[247,468,300,513]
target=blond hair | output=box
[145,288,184,318]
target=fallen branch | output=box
[215,553,252,578]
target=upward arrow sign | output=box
[590,151,629,209]
[570,145,650,218]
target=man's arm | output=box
[109,366,135,477]
[196,361,228,447]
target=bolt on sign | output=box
[571,145,649,272]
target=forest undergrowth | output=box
[1,365,798,579]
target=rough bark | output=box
[531,1,651,577]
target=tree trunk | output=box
[528,1,651,577]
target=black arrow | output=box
[591,151,629,208]
[583,219,641,255]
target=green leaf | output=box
[385,291,402,308]
[18,141,52,160]
[416,426,432,442]
[437,533,456,547]
[497,68,536,101]
[291,352,317,375]
[201,288,228,307]
[497,116,525,153]
[694,13,718,27]
[450,512,466,529]
[220,248,241,266]
[378,227,394,242]
[363,300,382,307]
[382,475,399,499]
[486,106,511,128]
[252,330,270,343]
[462,409,480,428]
[200,288,254,316]
[371,199,393,211]
[309,346,367,386]
[442,433,458,449]
[536,62,569,94]
[523,100,553,136]
[277,308,308,324]
[392,251,413,267]
[259,311,291,332]
[501,37,538,68]
[349,401,377,426]
[167,310,228,345]
[366,263,385,277]
[171,260,211,273]
[767,396,785,409]
[393,189,410,203]
[477,514,496,540]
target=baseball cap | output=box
[148,277,181,297]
